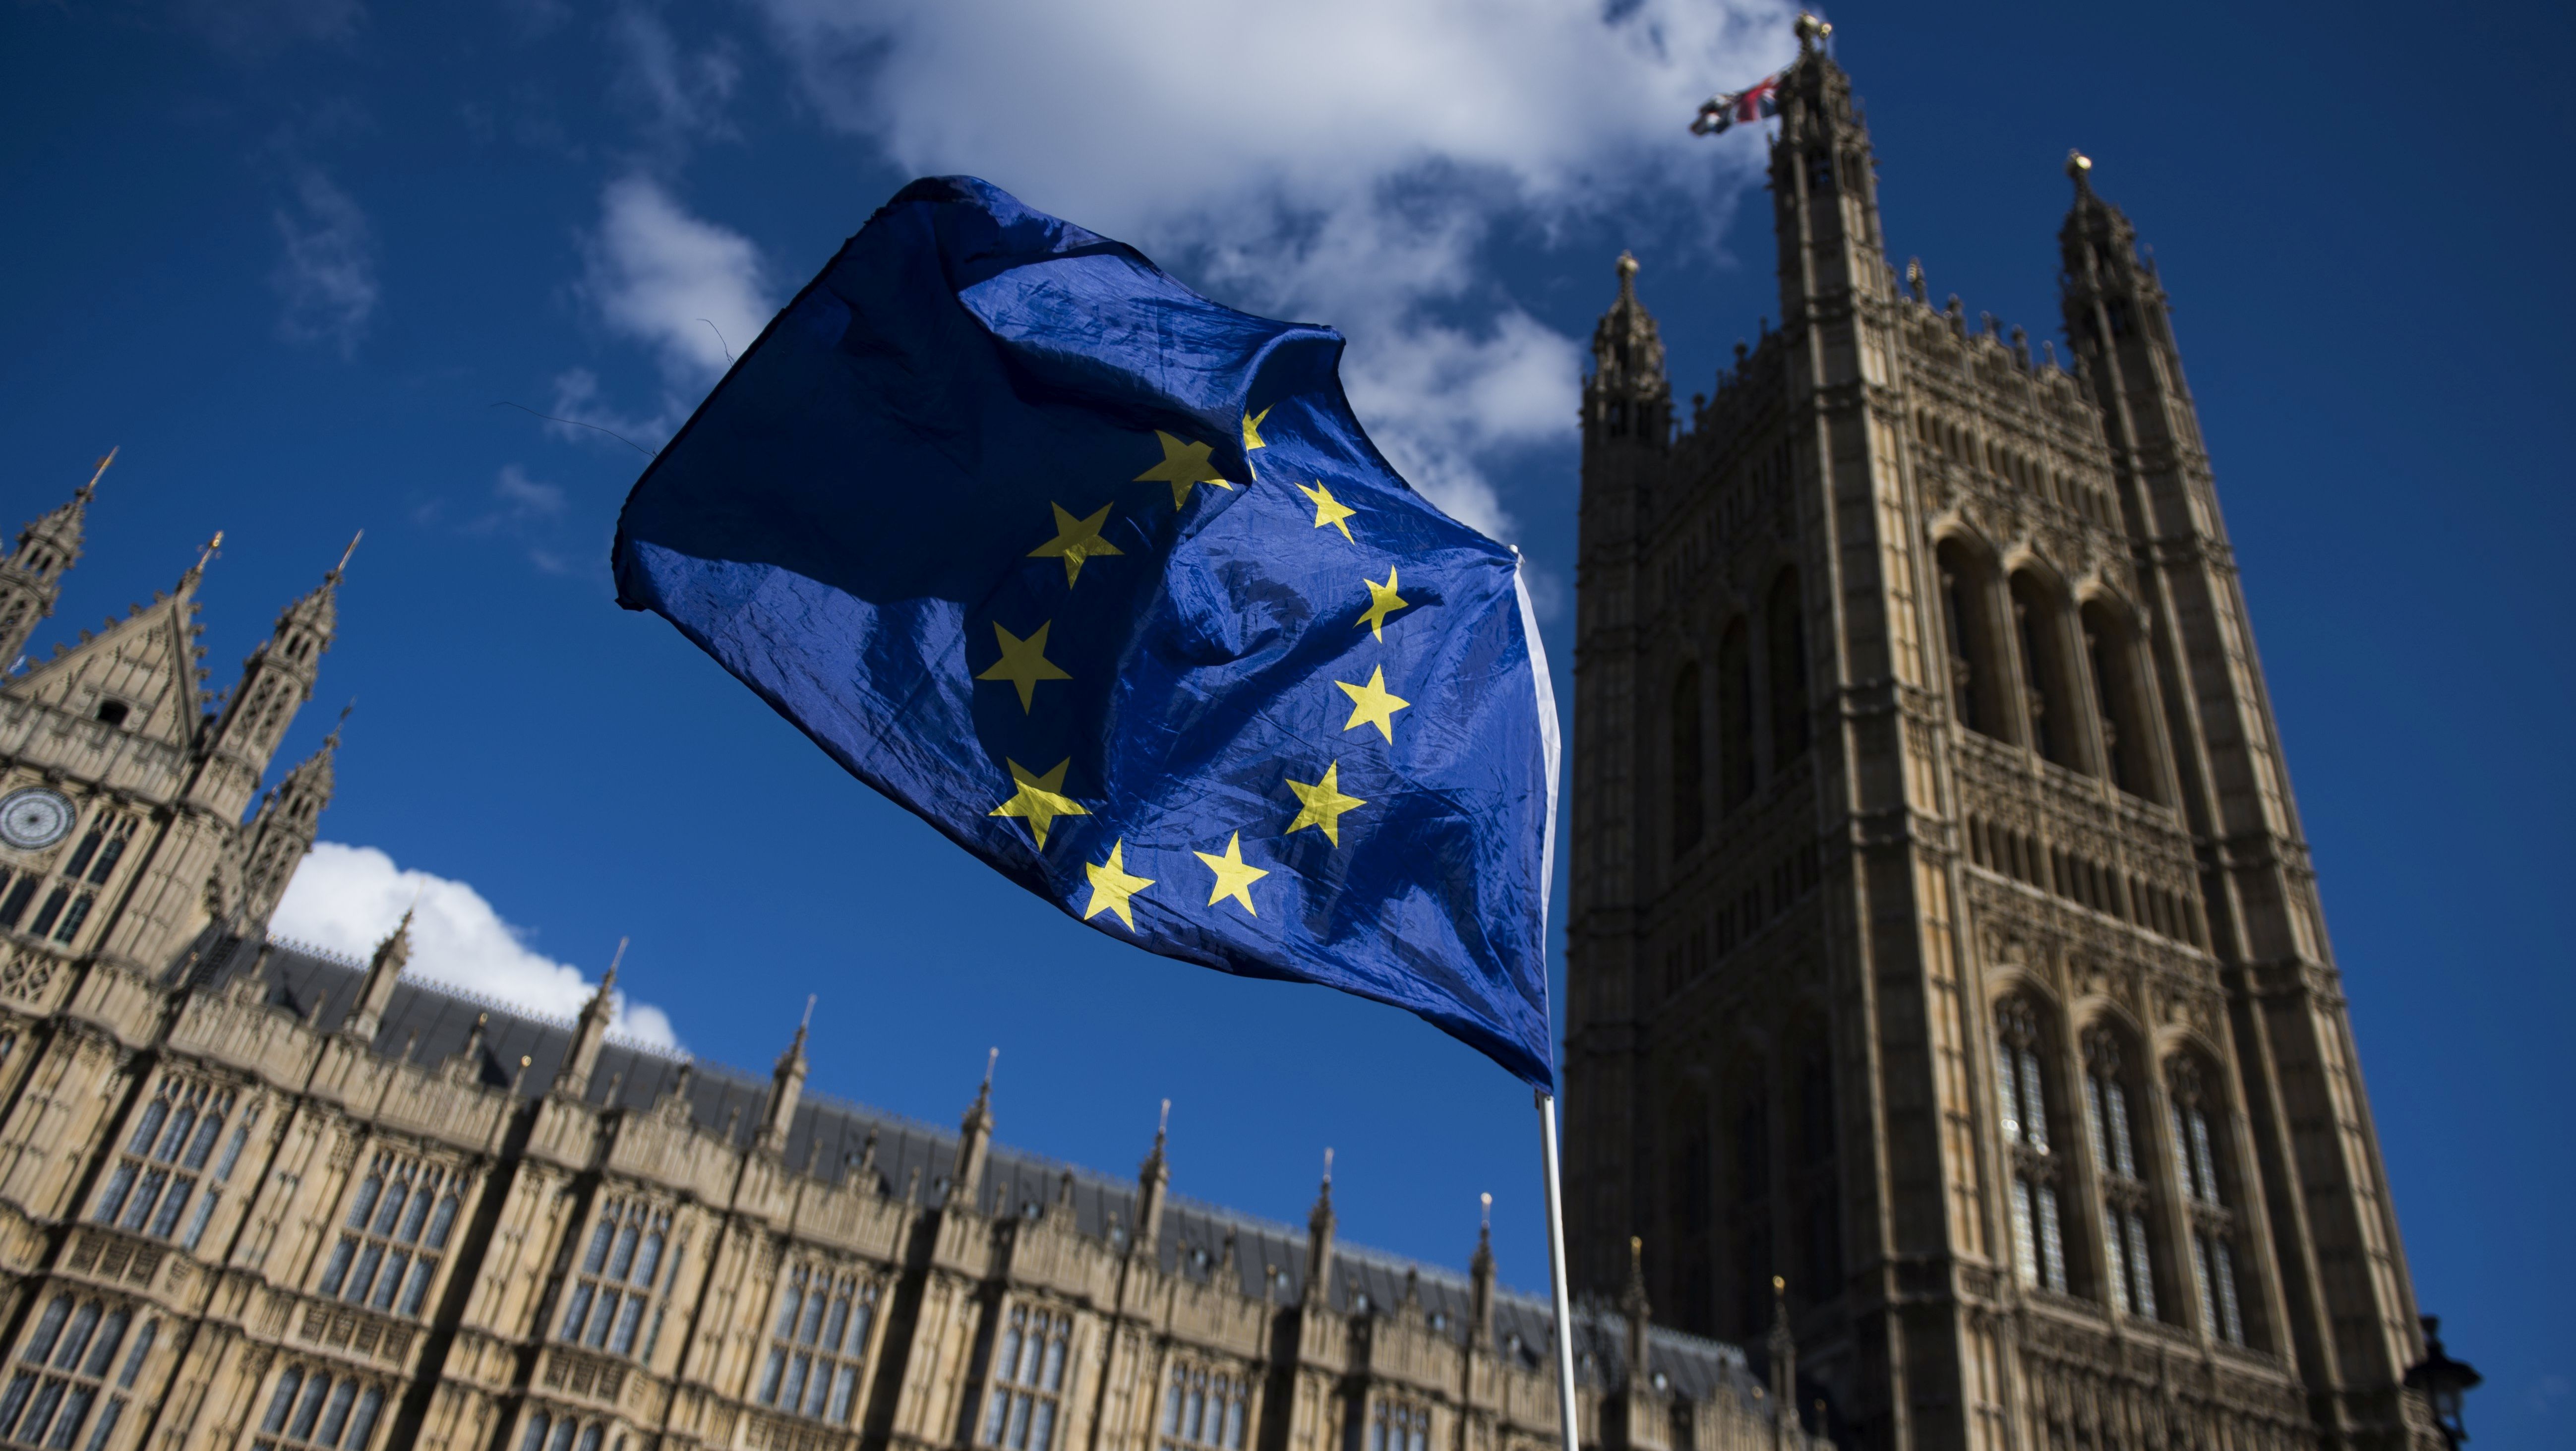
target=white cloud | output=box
[272,842,682,1051]
[271,169,379,356]
[492,463,567,518]
[748,0,1793,535]
[555,176,773,445]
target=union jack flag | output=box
[1690,74,1781,136]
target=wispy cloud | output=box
[551,175,772,446]
[747,0,1791,536]
[174,0,363,56]
[274,841,682,1050]
[609,6,742,144]
[270,168,379,356]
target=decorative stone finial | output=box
[79,448,116,503]
[1795,11,1832,49]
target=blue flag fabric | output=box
[612,178,1559,1088]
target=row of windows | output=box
[1657,840,1822,1000]
[1671,568,1810,855]
[92,1077,251,1249]
[517,1413,611,1451]
[755,1266,877,1423]
[1359,1400,1429,1451]
[1993,995,2252,1346]
[1965,814,2205,948]
[559,1199,675,1361]
[979,1306,1071,1451]
[1160,1368,1247,1451]
[0,813,129,947]
[0,1297,153,1451]
[253,1367,384,1451]
[1913,410,2118,529]
[1937,539,2166,804]
[318,1152,464,1317]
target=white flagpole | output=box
[1537,1089,1582,1451]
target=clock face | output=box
[0,789,76,851]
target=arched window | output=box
[1765,570,1809,767]
[1993,997,2067,1292]
[2081,601,2162,803]
[2168,1059,2248,1345]
[2008,573,2086,774]
[1671,663,1704,855]
[2082,1028,2159,1320]
[1717,621,1755,809]
[1935,540,2009,738]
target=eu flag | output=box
[612,178,1559,1087]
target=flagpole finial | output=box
[80,447,117,501]
[1322,1146,1333,1186]
[1480,1191,1492,1230]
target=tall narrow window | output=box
[557,1198,673,1359]
[2083,1029,2158,1320]
[2168,1060,2246,1345]
[1671,663,1704,855]
[2081,602,2162,803]
[316,1153,464,1317]
[250,1366,384,1451]
[1766,570,1809,767]
[1795,1037,1841,1298]
[1717,621,1755,809]
[1367,1401,1429,1451]
[0,1297,152,1451]
[2009,573,2093,774]
[91,1078,250,1249]
[1935,541,2009,740]
[979,1306,1071,1451]
[1160,1367,1248,1451]
[757,1265,878,1424]
[1993,997,2066,1292]
[1729,1072,1772,1336]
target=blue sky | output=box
[4,0,2570,1443]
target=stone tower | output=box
[1564,17,2434,1451]
[0,453,107,670]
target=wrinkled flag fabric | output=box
[612,177,1559,1087]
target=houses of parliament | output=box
[0,23,2440,1451]
[1562,15,2439,1451]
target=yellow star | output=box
[988,758,1088,848]
[1242,406,1272,451]
[1357,567,1408,640]
[1082,839,1154,930]
[1298,482,1358,542]
[1134,430,1232,509]
[975,620,1071,713]
[1335,666,1411,743]
[1284,761,1367,846]
[1194,832,1269,916]
[1028,502,1123,586]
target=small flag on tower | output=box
[611,178,1559,1088]
[1690,73,1782,135]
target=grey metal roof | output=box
[198,936,1767,1400]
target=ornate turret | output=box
[760,997,813,1150]
[1765,1277,1796,1451]
[1770,11,1893,325]
[1301,1149,1336,1310]
[233,706,344,937]
[345,907,412,1043]
[0,452,108,670]
[1468,1193,1496,1347]
[1135,1098,1170,1255]
[1584,254,1672,450]
[198,533,358,817]
[555,939,621,1098]
[953,1047,997,1204]
[1622,1235,1653,1390]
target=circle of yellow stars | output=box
[976,406,1421,930]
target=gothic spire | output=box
[233,718,345,938]
[1584,253,1671,447]
[1622,1235,1653,1390]
[0,451,112,669]
[1301,1148,1337,1309]
[555,937,624,1099]
[761,995,814,1149]
[953,1046,998,1204]
[346,906,413,1042]
[1135,1097,1171,1254]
